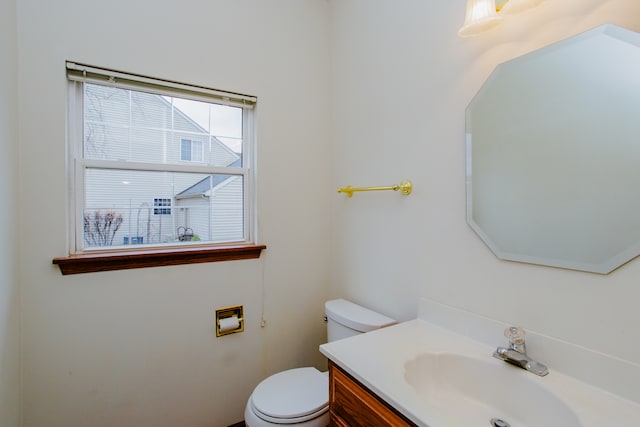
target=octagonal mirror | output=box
[466,24,640,274]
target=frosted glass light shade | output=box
[500,0,545,14]
[458,0,501,37]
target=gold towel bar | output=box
[338,180,413,197]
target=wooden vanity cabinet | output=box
[328,360,417,427]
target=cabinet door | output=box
[329,361,415,427]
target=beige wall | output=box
[13,0,640,425]
[329,0,640,366]
[17,1,331,426]
[0,0,20,425]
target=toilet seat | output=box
[250,368,329,424]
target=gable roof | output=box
[175,157,243,199]
[160,95,241,162]
[157,95,242,198]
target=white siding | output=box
[175,197,210,240]
[81,84,245,248]
[173,176,245,243]
[211,177,244,242]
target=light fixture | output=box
[458,0,501,37]
[459,0,544,37]
[499,0,545,15]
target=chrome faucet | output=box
[493,326,549,376]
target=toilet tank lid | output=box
[325,299,396,332]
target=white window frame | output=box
[66,61,257,254]
[180,138,204,162]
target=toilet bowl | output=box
[244,299,396,426]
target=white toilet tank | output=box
[325,299,396,342]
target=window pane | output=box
[172,98,210,133]
[83,83,243,168]
[84,123,129,160]
[131,91,172,128]
[84,169,244,248]
[130,127,168,163]
[211,104,243,156]
[85,85,129,125]
[192,140,203,162]
[180,139,191,161]
[153,198,172,215]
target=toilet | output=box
[244,299,396,427]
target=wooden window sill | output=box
[52,244,266,275]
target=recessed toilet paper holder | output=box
[215,305,244,337]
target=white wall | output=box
[0,0,20,425]
[16,0,640,425]
[17,1,331,426]
[329,0,640,369]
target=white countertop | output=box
[320,318,640,427]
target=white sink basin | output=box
[404,352,582,427]
[321,314,640,427]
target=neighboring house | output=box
[83,84,243,247]
[174,158,244,243]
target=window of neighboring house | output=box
[180,139,204,162]
[153,198,172,215]
[53,62,265,274]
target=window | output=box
[153,198,172,215]
[56,62,264,273]
[180,139,204,162]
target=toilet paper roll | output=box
[219,316,240,333]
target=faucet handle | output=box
[504,326,526,345]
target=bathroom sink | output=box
[404,352,582,427]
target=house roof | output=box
[175,157,243,198]
[165,97,243,198]
[161,95,241,161]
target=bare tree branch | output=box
[84,210,124,247]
